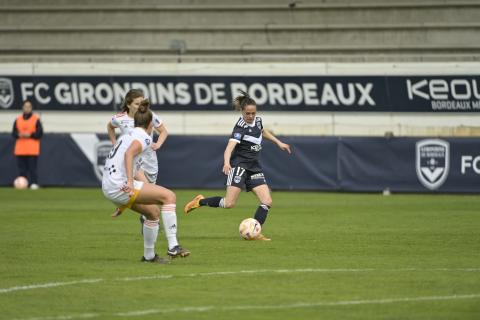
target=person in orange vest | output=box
[11,100,43,189]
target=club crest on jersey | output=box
[416,139,449,190]
[94,140,114,181]
[145,138,151,145]
[0,78,14,109]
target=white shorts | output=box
[102,180,144,206]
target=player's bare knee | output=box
[159,190,176,205]
[149,212,160,221]
[165,190,176,204]
[144,206,160,220]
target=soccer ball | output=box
[239,218,261,240]
[13,176,29,189]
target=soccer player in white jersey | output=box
[107,89,167,218]
[102,99,189,263]
[184,91,291,240]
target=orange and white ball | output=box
[13,176,29,189]
[239,218,261,240]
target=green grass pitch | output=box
[1,188,480,320]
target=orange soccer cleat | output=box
[184,194,205,214]
[254,233,271,241]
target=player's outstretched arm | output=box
[263,128,291,154]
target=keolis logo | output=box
[406,78,480,111]
[407,79,480,100]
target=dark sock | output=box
[199,197,224,208]
[254,204,270,225]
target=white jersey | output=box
[110,111,163,136]
[110,111,163,183]
[102,127,152,190]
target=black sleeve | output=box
[11,119,19,139]
[31,119,43,139]
[230,125,244,142]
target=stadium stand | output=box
[0,0,479,62]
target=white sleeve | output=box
[110,116,120,128]
[152,113,163,128]
[133,130,152,152]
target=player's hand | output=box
[279,142,291,154]
[120,184,131,194]
[111,207,123,218]
[121,181,134,196]
[223,164,232,175]
[151,142,162,151]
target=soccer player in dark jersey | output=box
[184,90,291,240]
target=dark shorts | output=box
[225,166,267,192]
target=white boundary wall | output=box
[1,62,479,136]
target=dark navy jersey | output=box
[229,116,263,171]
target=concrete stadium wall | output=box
[0,62,479,136]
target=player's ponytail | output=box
[137,99,150,113]
[233,90,256,111]
[134,99,152,129]
[121,89,144,112]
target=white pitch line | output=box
[113,268,379,282]
[115,294,480,316]
[12,313,100,320]
[13,293,480,320]
[116,275,173,281]
[4,267,480,294]
[114,294,480,316]
[113,268,375,282]
[0,279,103,294]
[115,267,480,282]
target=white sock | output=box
[161,204,179,250]
[143,219,159,260]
